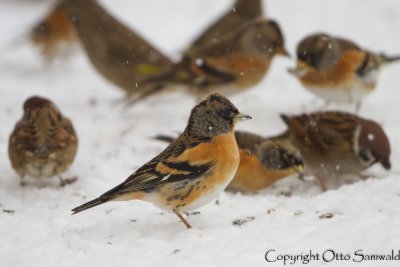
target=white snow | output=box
[1,0,400,266]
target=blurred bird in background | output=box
[277,111,391,191]
[289,33,400,111]
[30,0,76,60]
[150,18,288,101]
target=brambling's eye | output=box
[217,109,233,120]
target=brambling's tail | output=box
[380,54,400,64]
[71,196,111,215]
[152,134,176,143]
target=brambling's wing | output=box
[234,131,264,154]
[99,135,213,198]
[281,113,356,155]
[306,112,357,154]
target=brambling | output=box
[9,96,78,186]
[154,131,304,193]
[150,17,289,100]
[279,111,391,191]
[60,0,173,99]
[186,0,263,57]
[288,33,400,110]
[30,0,76,60]
[71,94,251,229]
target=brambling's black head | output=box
[257,140,304,173]
[296,33,341,71]
[356,119,391,170]
[238,18,289,58]
[186,94,251,138]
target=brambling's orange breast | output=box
[300,50,368,88]
[153,132,240,211]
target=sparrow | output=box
[8,96,78,186]
[279,111,391,190]
[71,94,251,229]
[149,17,289,100]
[185,0,263,57]
[154,131,304,193]
[30,0,76,60]
[60,0,173,99]
[288,33,400,110]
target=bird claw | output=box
[58,176,78,187]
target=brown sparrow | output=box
[60,0,173,99]
[150,17,288,100]
[8,96,78,186]
[288,33,400,110]
[154,130,303,193]
[30,0,76,60]
[279,111,391,190]
[72,94,251,229]
[186,0,263,57]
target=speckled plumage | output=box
[8,96,78,186]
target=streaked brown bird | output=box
[288,33,400,110]
[60,0,173,99]
[9,96,78,186]
[154,131,303,193]
[185,0,263,57]
[150,17,289,100]
[278,111,391,190]
[30,0,76,60]
[71,94,251,229]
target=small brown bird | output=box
[185,0,264,56]
[279,111,391,190]
[154,131,303,193]
[30,0,76,60]
[152,17,288,100]
[9,96,78,186]
[60,0,173,99]
[288,33,400,110]
[71,94,251,229]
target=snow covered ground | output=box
[1,0,400,266]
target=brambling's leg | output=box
[184,212,189,216]
[315,176,327,192]
[173,209,192,229]
[355,101,362,113]
[20,175,26,186]
[359,174,371,180]
[58,175,77,187]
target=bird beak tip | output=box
[234,113,252,122]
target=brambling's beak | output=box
[289,164,304,180]
[279,47,290,57]
[287,61,310,77]
[234,112,252,122]
[290,164,304,174]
